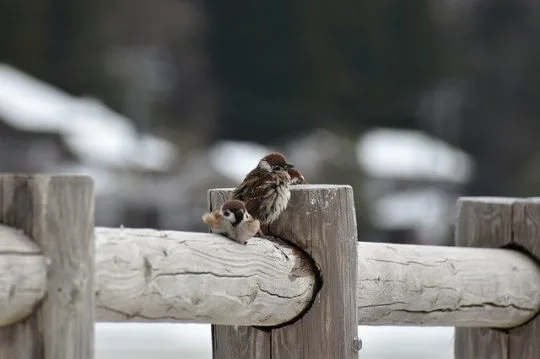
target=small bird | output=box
[232,152,294,236]
[202,199,260,245]
[288,167,307,184]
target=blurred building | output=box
[357,127,475,245]
[0,64,179,228]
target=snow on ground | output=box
[95,324,454,359]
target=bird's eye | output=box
[223,210,230,216]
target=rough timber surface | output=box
[454,197,514,359]
[0,175,95,359]
[356,242,540,327]
[453,197,540,359]
[0,224,47,327]
[509,198,540,358]
[94,228,316,326]
[210,184,358,359]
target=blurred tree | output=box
[0,0,44,75]
[206,0,437,143]
[432,0,540,196]
[0,0,102,95]
[0,0,217,150]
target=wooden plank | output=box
[210,184,358,359]
[295,185,357,359]
[0,175,95,359]
[455,328,508,359]
[212,326,271,359]
[509,198,540,359]
[94,228,316,325]
[356,243,540,327]
[454,197,515,359]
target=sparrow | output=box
[232,152,294,236]
[202,199,260,245]
[288,167,307,184]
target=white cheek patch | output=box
[259,160,272,172]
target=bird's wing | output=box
[202,211,222,229]
[231,169,263,200]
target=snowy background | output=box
[95,324,454,359]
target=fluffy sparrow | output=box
[202,199,260,245]
[288,167,306,184]
[232,152,294,235]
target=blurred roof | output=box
[0,64,70,131]
[356,128,474,183]
[0,64,177,171]
[208,140,272,183]
[372,188,454,230]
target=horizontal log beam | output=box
[0,225,47,327]
[6,225,539,329]
[357,242,540,328]
[95,227,316,326]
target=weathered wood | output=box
[210,185,358,359]
[454,197,514,359]
[0,224,47,327]
[0,175,94,359]
[7,225,540,329]
[509,198,540,358]
[212,326,271,359]
[356,242,540,327]
[94,228,316,325]
[209,189,272,358]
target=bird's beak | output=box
[284,164,294,170]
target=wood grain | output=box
[454,197,515,359]
[0,224,47,327]
[0,175,95,359]
[94,228,316,325]
[209,188,272,359]
[356,242,540,327]
[509,198,540,358]
[212,326,271,359]
[210,185,358,359]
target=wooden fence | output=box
[0,174,539,359]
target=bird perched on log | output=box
[202,199,260,245]
[288,167,307,184]
[232,152,294,236]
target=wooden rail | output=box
[357,242,540,327]
[0,175,540,358]
[4,228,539,329]
[0,225,47,327]
[94,228,317,326]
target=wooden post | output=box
[509,198,540,358]
[209,185,358,359]
[0,175,95,359]
[455,197,540,359]
[454,198,514,359]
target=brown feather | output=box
[202,211,224,231]
[231,152,293,229]
[232,169,290,225]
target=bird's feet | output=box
[256,228,266,238]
